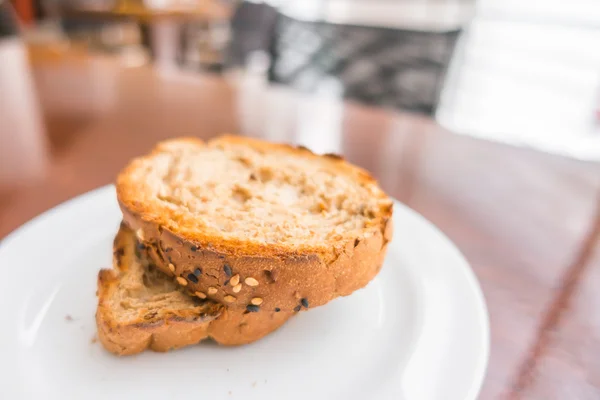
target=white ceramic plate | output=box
[0,186,489,400]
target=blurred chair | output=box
[270,14,460,115]
[227,0,468,115]
[225,0,276,67]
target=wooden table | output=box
[2,53,600,399]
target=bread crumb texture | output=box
[118,136,392,254]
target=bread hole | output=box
[334,195,347,210]
[119,299,136,310]
[257,167,274,183]
[236,156,252,167]
[141,267,168,289]
[300,184,317,197]
[143,311,157,320]
[232,185,252,204]
[264,269,279,283]
[163,163,178,183]
[190,186,211,203]
[309,201,328,214]
[358,204,376,219]
[157,194,184,206]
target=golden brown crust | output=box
[96,224,294,356]
[208,308,293,346]
[116,135,393,312]
[122,209,391,312]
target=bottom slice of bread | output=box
[96,224,293,355]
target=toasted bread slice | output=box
[117,135,393,311]
[96,223,293,355]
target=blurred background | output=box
[2,0,599,175]
[1,0,600,399]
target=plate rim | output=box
[392,199,490,400]
[0,185,490,399]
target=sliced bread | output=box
[96,223,293,355]
[116,135,393,312]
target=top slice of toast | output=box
[116,135,393,259]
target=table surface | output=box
[2,51,600,400]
